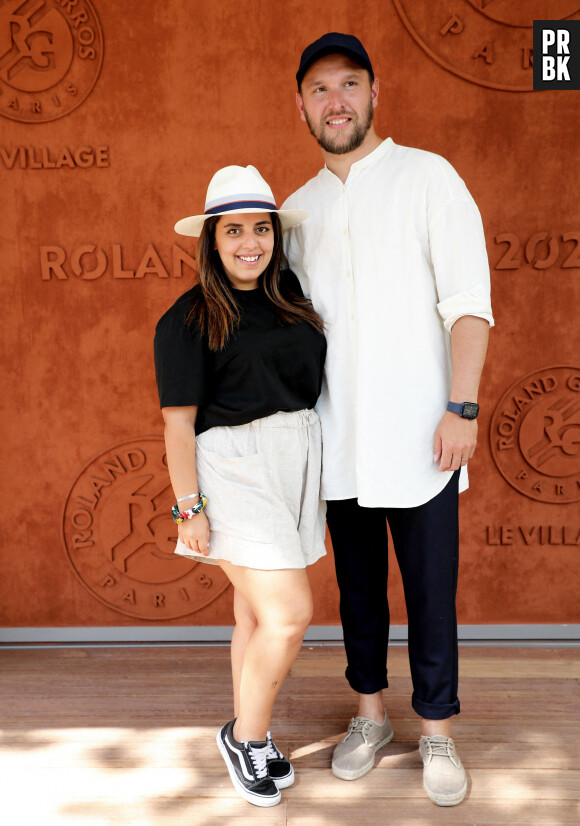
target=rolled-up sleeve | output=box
[437,281,494,334]
[429,193,494,332]
[428,164,494,334]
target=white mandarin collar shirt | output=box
[283,138,494,507]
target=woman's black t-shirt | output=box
[153,271,327,434]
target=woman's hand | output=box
[178,510,211,556]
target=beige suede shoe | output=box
[419,735,467,806]
[332,714,394,780]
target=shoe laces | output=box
[265,730,281,760]
[245,742,269,780]
[346,717,372,739]
[423,736,460,767]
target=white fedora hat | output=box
[174,165,308,237]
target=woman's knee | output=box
[227,565,313,640]
[265,597,313,642]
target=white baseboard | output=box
[0,624,579,647]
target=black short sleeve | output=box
[153,274,326,433]
[153,291,209,408]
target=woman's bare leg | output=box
[219,561,313,742]
[231,589,257,718]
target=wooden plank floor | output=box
[1,645,579,825]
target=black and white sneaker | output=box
[216,720,281,807]
[266,730,295,788]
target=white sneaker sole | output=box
[332,729,394,781]
[423,778,468,807]
[272,766,294,789]
[216,728,281,807]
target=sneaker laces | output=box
[346,717,372,740]
[423,736,460,767]
[246,742,269,780]
[265,731,281,760]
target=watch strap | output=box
[447,401,479,419]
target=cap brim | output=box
[174,208,308,237]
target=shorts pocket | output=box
[195,442,273,544]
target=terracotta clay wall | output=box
[1,0,579,631]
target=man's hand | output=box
[433,411,478,472]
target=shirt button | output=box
[343,228,348,236]
[350,313,355,321]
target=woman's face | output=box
[214,213,274,290]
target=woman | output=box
[154,165,327,807]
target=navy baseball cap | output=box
[296,32,374,89]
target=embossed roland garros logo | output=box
[62,437,230,620]
[0,0,103,123]
[392,0,580,91]
[490,366,580,504]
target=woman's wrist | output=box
[176,491,203,504]
[171,493,208,523]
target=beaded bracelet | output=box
[171,493,208,524]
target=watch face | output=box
[462,402,479,420]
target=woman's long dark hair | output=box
[187,213,324,351]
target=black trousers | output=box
[326,471,461,720]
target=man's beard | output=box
[304,97,374,155]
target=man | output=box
[282,33,494,807]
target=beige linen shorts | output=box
[174,409,327,570]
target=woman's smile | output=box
[214,213,274,289]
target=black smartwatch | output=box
[447,401,479,420]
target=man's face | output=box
[297,53,379,155]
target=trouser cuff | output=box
[412,693,460,720]
[345,666,388,695]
